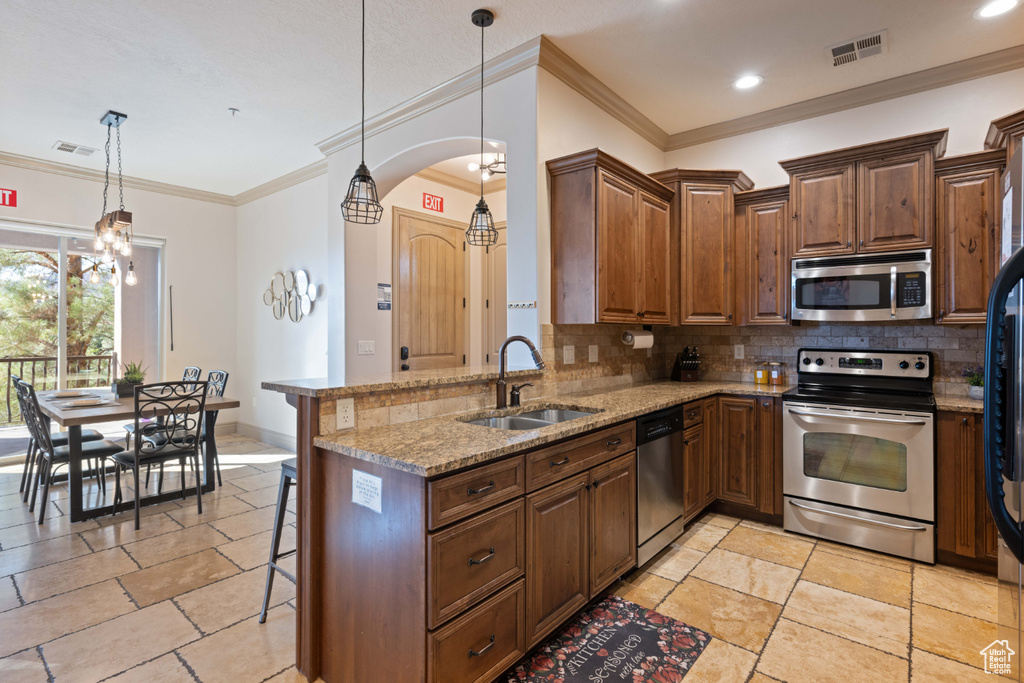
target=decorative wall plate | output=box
[264,269,318,323]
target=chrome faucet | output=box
[496,336,546,409]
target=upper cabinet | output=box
[650,169,753,325]
[780,130,948,258]
[735,186,790,325]
[548,150,674,325]
[934,150,1005,325]
[986,106,1024,166]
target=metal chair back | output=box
[15,381,53,457]
[182,366,202,391]
[134,382,208,462]
[206,371,228,398]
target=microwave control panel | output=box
[897,272,926,308]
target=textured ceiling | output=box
[2,0,1023,195]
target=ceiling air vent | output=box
[827,30,888,67]
[51,141,97,157]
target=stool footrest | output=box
[269,563,296,584]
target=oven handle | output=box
[788,500,929,532]
[787,408,927,426]
[890,266,897,319]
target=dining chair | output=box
[16,380,125,524]
[111,381,208,530]
[201,370,229,486]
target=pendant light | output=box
[466,9,498,247]
[340,0,384,224]
[93,111,138,286]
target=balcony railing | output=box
[1,355,113,425]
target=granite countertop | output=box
[262,365,544,398]
[314,380,790,477]
[934,394,983,414]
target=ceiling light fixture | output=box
[340,0,383,224]
[468,152,506,181]
[466,8,498,247]
[94,111,137,286]
[733,74,764,90]
[975,0,1018,17]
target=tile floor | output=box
[0,433,1004,683]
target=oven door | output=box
[783,401,934,521]
[791,256,931,322]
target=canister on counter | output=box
[768,361,786,385]
[754,362,770,385]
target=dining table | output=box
[35,390,241,522]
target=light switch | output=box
[563,345,575,364]
[357,341,375,355]
[589,345,598,363]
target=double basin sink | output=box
[459,407,596,431]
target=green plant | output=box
[118,361,147,385]
[962,365,984,388]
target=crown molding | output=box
[665,43,1024,152]
[233,159,328,206]
[414,167,505,196]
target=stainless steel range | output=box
[782,348,936,562]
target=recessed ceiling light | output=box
[975,0,1018,18]
[733,74,764,90]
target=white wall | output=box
[664,66,1024,188]
[235,174,328,440]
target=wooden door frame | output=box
[480,222,507,365]
[391,207,471,372]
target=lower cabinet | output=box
[682,399,717,522]
[936,411,998,570]
[716,395,779,515]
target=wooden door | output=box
[857,151,933,252]
[702,398,719,506]
[588,453,636,597]
[525,473,589,646]
[936,169,1000,324]
[638,191,671,325]
[718,396,758,508]
[596,171,640,324]
[682,423,705,522]
[482,223,508,364]
[790,164,856,257]
[755,398,778,515]
[681,184,733,324]
[394,209,466,371]
[745,199,789,324]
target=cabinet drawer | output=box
[428,579,526,683]
[525,423,636,492]
[428,456,525,530]
[682,402,703,428]
[428,499,525,628]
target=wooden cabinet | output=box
[589,453,637,597]
[702,398,719,507]
[548,150,674,325]
[716,396,778,514]
[935,150,1005,325]
[781,130,947,258]
[936,411,997,572]
[986,106,1024,165]
[756,398,780,516]
[651,169,753,325]
[735,186,790,325]
[682,399,717,522]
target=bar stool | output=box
[259,458,297,623]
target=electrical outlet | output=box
[589,345,598,363]
[357,341,375,355]
[337,397,355,430]
[563,345,575,364]
[734,344,745,360]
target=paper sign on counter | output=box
[352,469,382,513]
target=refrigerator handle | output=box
[985,247,1024,564]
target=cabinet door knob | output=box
[860,239,864,247]
[963,417,968,425]
[683,439,690,446]
[847,241,852,247]
[763,402,771,407]
[638,311,646,318]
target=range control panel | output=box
[796,349,931,379]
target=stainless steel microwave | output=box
[791,249,931,322]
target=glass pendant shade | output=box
[113,231,123,250]
[101,249,112,265]
[94,235,104,250]
[121,241,131,256]
[466,198,498,246]
[125,262,137,286]
[90,267,101,285]
[109,265,119,287]
[341,163,384,224]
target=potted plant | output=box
[963,365,984,400]
[113,361,147,398]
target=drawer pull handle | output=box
[591,479,600,489]
[551,457,570,467]
[468,548,495,566]
[468,634,495,658]
[606,438,622,448]
[467,481,495,496]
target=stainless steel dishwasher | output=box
[636,406,688,566]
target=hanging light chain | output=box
[102,123,112,219]
[361,0,366,164]
[479,18,484,200]
[116,119,124,211]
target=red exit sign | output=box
[422,192,443,213]
[0,188,15,207]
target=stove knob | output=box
[899,361,909,370]
[815,358,824,366]
[802,357,811,366]
[915,361,926,370]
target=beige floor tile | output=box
[647,545,705,582]
[912,603,998,666]
[230,470,284,492]
[218,526,296,571]
[691,548,800,604]
[783,580,910,656]
[748,674,781,683]
[78,512,184,551]
[119,548,239,607]
[175,567,294,634]
[914,564,998,623]
[0,580,135,658]
[658,577,781,652]
[717,525,814,569]
[921,561,997,585]
[738,519,791,537]
[123,523,231,568]
[179,603,296,683]
[611,572,675,610]
[0,516,99,550]
[210,505,294,541]
[679,523,729,552]
[800,547,912,608]
[0,648,50,681]
[236,483,295,510]
[0,502,63,531]
[758,618,908,683]
[105,652,197,683]
[683,638,757,682]
[43,601,199,683]
[911,648,991,682]
[216,465,266,481]
[14,547,138,603]
[0,532,91,577]
[0,575,19,612]
[816,539,912,572]
[700,513,740,529]
[263,666,308,683]
[167,495,255,527]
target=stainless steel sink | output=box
[461,416,555,430]
[518,408,596,423]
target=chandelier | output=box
[92,110,137,287]
[468,152,506,181]
[465,9,498,247]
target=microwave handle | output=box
[890,266,897,319]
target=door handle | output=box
[787,408,927,426]
[788,500,929,532]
